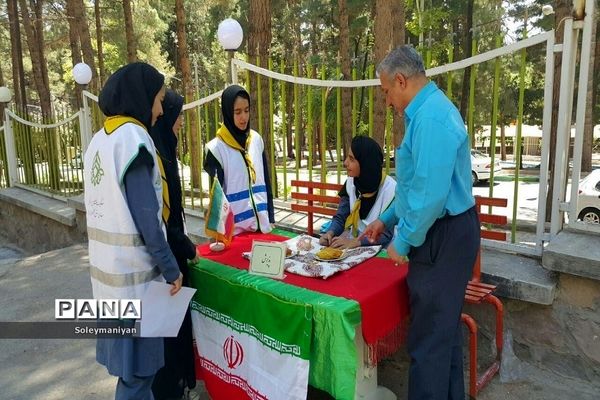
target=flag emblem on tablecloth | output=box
[205,179,234,245]
[224,336,244,369]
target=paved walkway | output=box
[0,238,598,400]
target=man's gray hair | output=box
[376,45,425,78]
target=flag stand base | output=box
[209,242,225,252]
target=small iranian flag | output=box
[205,178,234,245]
[191,261,312,400]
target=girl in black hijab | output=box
[98,62,165,130]
[319,135,396,249]
[203,85,275,234]
[149,90,197,400]
[87,62,183,400]
[221,84,252,147]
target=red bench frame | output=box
[461,195,507,399]
[290,180,342,236]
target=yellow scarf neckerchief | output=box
[344,172,387,237]
[216,123,256,184]
[104,115,170,224]
[103,115,145,134]
[156,155,170,225]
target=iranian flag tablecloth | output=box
[191,259,312,400]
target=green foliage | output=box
[0,0,596,133]
[134,0,174,76]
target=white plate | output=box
[314,251,348,262]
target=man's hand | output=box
[386,243,408,265]
[330,236,360,249]
[359,219,385,244]
[169,272,183,296]
[319,231,334,246]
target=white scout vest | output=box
[84,122,165,300]
[346,175,396,236]
[205,130,272,235]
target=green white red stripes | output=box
[205,179,234,245]
[191,263,312,400]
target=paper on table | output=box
[139,281,196,337]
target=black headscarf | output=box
[98,62,165,131]
[352,135,384,194]
[149,90,197,267]
[149,89,184,228]
[341,135,384,219]
[150,89,183,163]
[221,85,251,148]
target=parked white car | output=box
[576,169,600,224]
[70,152,83,169]
[471,149,502,185]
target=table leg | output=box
[354,325,397,400]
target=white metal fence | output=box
[1,0,596,254]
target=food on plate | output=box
[285,246,292,256]
[316,247,343,260]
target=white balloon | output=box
[72,62,93,85]
[217,18,243,51]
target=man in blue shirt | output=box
[362,46,480,400]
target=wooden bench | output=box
[461,195,507,399]
[290,180,343,236]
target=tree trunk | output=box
[7,0,27,109]
[32,0,50,111]
[175,0,200,189]
[65,0,82,108]
[94,0,106,86]
[545,0,571,223]
[373,0,392,147]
[338,0,352,159]
[459,0,474,123]
[582,9,598,173]
[391,0,406,148]
[65,1,81,62]
[8,0,35,184]
[20,0,57,188]
[248,0,273,186]
[453,19,461,64]
[72,0,98,93]
[0,60,5,117]
[357,43,370,126]
[122,0,137,62]
[19,0,51,119]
